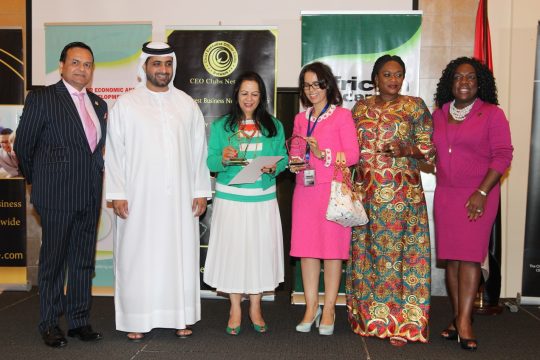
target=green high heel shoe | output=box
[251,323,268,333]
[225,325,241,336]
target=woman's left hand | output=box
[465,191,487,221]
[261,165,277,174]
[306,136,323,158]
[381,142,411,158]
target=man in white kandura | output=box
[105,41,212,341]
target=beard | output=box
[146,72,172,88]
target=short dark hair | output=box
[371,54,406,85]
[434,56,498,108]
[0,128,13,135]
[59,42,94,63]
[225,71,277,137]
[298,62,342,108]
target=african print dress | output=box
[346,95,434,343]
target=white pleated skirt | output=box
[203,196,284,294]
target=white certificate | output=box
[228,156,284,185]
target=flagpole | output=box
[473,0,504,315]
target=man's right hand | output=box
[112,200,129,219]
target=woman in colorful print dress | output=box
[346,55,435,346]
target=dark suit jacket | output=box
[15,80,107,211]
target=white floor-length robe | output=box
[105,85,211,332]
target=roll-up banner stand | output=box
[167,26,277,299]
[520,22,540,306]
[0,28,24,105]
[0,178,30,291]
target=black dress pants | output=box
[35,201,100,332]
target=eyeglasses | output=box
[302,81,324,90]
[453,74,477,82]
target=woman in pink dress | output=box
[433,57,513,351]
[289,62,359,335]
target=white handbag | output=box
[325,152,368,227]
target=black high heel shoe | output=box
[458,335,478,351]
[440,319,458,340]
[456,320,478,351]
[442,316,475,341]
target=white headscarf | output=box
[137,41,177,87]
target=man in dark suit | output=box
[15,42,107,348]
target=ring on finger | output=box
[476,209,483,213]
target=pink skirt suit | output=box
[289,106,359,260]
[432,99,513,262]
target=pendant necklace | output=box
[447,99,476,153]
[445,113,465,154]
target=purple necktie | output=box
[74,92,97,152]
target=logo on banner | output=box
[203,41,238,77]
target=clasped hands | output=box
[112,197,207,219]
[379,142,412,158]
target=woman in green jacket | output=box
[203,71,287,335]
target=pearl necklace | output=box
[449,99,476,121]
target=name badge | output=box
[304,169,315,187]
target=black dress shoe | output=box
[42,326,68,348]
[67,325,103,341]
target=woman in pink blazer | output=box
[433,57,513,351]
[289,62,359,336]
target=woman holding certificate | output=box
[289,62,359,336]
[204,71,287,335]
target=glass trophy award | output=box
[226,130,251,166]
[286,134,308,167]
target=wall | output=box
[27,0,411,88]
[419,0,478,109]
[490,0,540,298]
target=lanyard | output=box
[305,103,330,160]
[306,103,330,137]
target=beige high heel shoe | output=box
[296,306,322,333]
[318,314,335,336]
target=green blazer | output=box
[207,115,287,201]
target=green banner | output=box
[294,12,423,303]
[302,12,422,109]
